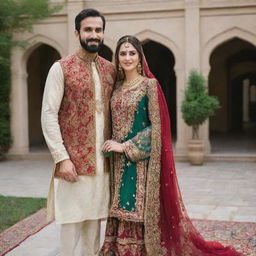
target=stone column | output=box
[176,0,206,154]
[201,66,211,154]
[67,0,84,54]
[243,79,250,122]
[9,48,29,154]
[184,0,200,77]
[175,67,188,154]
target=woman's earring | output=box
[137,63,142,74]
[119,64,124,77]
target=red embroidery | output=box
[55,52,115,176]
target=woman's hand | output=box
[102,140,125,153]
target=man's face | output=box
[76,16,104,53]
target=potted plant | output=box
[181,70,220,165]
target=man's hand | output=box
[59,159,78,182]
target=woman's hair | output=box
[115,35,144,80]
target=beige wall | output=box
[9,0,256,156]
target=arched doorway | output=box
[27,44,61,151]
[209,38,256,153]
[99,44,113,62]
[142,40,177,137]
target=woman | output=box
[100,35,241,256]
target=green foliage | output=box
[0,56,11,155]
[0,0,64,156]
[181,70,220,139]
[0,0,63,56]
[0,195,46,232]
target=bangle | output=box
[122,143,126,153]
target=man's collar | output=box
[76,48,99,62]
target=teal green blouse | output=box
[119,94,152,211]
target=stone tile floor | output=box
[0,159,255,255]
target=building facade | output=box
[9,0,256,157]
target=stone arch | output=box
[134,30,182,139]
[134,29,184,145]
[207,35,256,153]
[202,27,256,77]
[16,35,64,82]
[134,29,182,72]
[10,36,63,154]
[142,40,177,136]
[23,34,65,64]
[27,44,61,149]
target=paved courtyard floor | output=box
[0,159,255,255]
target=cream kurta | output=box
[41,62,110,224]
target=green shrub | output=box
[181,70,220,139]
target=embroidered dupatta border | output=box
[144,79,164,255]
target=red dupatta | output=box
[143,58,241,256]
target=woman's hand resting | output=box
[102,140,125,153]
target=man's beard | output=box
[79,37,103,53]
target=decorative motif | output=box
[118,64,124,78]
[137,63,142,74]
[192,219,256,256]
[57,50,115,176]
[109,154,147,222]
[108,78,154,222]
[124,37,130,48]
[142,78,163,256]
[108,78,162,227]
[122,75,143,90]
[100,217,146,256]
[111,78,147,142]
[124,126,151,162]
[100,217,256,256]
[0,208,51,256]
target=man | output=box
[41,9,115,256]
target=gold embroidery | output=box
[100,218,146,255]
[109,153,147,222]
[108,78,163,254]
[144,78,164,256]
[122,75,144,89]
[111,79,147,142]
[124,140,148,162]
[57,51,115,176]
[109,79,150,222]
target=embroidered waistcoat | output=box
[57,50,115,175]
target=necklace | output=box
[122,75,143,89]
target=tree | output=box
[0,0,63,156]
[181,70,220,139]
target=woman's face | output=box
[118,42,140,73]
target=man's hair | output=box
[75,8,105,32]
